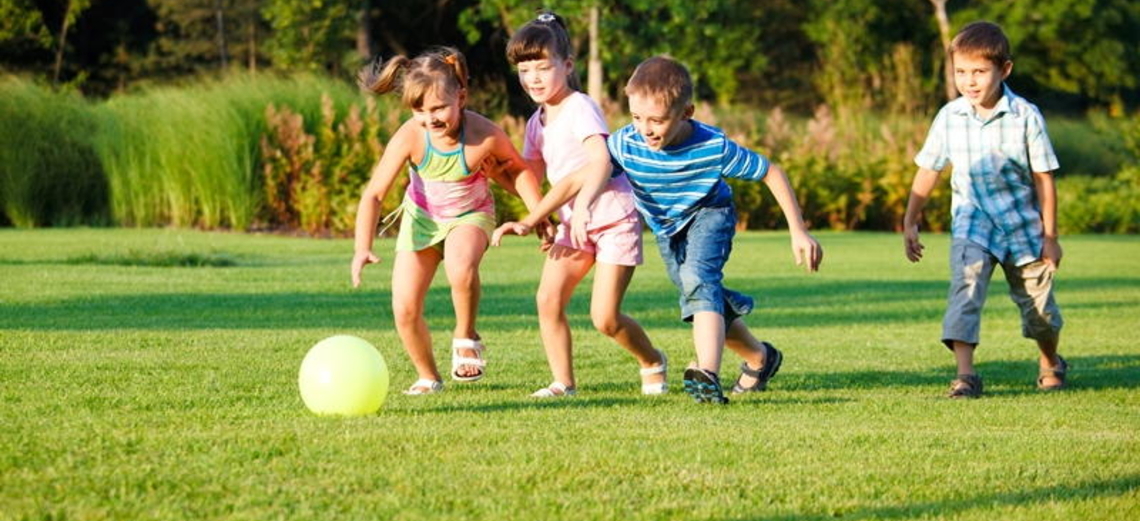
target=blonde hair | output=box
[624,56,693,114]
[358,47,469,108]
[949,21,1012,66]
[506,11,581,91]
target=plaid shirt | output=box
[915,85,1059,266]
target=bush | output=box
[0,76,108,227]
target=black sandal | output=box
[683,367,729,404]
[731,342,783,394]
[1038,356,1068,391]
[947,374,983,399]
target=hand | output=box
[535,219,556,252]
[904,225,924,263]
[569,209,590,249]
[351,250,381,288]
[791,230,823,272]
[1042,237,1063,269]
[491,221,532,246]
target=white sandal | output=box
[402,379,443,395]
[640,350,668,395]
[531,381,576,398]
[450,338,486,382]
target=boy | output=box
[573,55,822,404]
[903,21,1066,399]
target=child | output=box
[573,56,822,404]
[492,12,667,397]
[903,21,1065,399]
[351,47,546,395]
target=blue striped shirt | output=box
[607,120,769,236]
[915,85,1059,266]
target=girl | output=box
[352,47,546,395]
[492,12,667,397]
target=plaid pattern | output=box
[915,85,1059,266]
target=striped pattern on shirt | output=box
[915,85,1059,266]
[607,120,769,236]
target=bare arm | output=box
[1032,170,1062,268]
[351,122,416,287]
[902,167,941,263]
[763,163,822,272]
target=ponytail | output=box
[357,47,470,109]
[358,55,411,95]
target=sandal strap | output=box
[452,338,484,351]
[639,350,668,376]
[403,379,443,395]
[531,381,575,397]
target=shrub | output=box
[0,76,108,227]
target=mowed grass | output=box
[0,228,1137,521]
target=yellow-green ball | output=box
[298,335,389,416]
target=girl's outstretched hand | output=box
[351,251,381,288]
[791,230,823,272]
[491,221,532,247]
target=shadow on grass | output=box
[767,355,1139,393]
[724,474,1140,521]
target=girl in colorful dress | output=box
[353,47,546,395]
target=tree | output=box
[52,0,93,85]
[147,0,266,76]
[262,0,357,73]
[930,0,956,101]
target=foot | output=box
[451,338,486,381]
[682,366,728,404]
[947,374,983,399]
[531,381,576,398]
[732,342,783,393]
[403,379,443,395]
[640,349,668,395]
[1038,355,1068,391]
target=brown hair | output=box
[624,56,693,114]
[358,47,469,109]
[949,21,1012,66]
[506,11,581,91]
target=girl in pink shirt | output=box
[492,12,666,397]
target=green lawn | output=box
[1,229,1137,521]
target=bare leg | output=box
[692,311,726,374]
[591,262,664,387]
[1037,336,1063,387]
[724,318,769,388]
[391,248,443,384]
[442,225,488,378]
[952,341,977,375]
[535,245,593,389]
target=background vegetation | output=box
[2,1,1138,234]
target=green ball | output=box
[298,335,389,416]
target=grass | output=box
[0,229,1137,520]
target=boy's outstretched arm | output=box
[902,167,940,263]
[763,164,823,272]
[1032,170,1062,268]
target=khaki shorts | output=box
[942,238,1063,348]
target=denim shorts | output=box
[654,205,754,325]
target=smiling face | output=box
[953,51,1012,117]
[516,57,572,106]
[628,93,694,151]
[411,86,466,141]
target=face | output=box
[628,93,694,151]
[516,56,572,105]
[952,52,1011,113]
[411,86,465,139]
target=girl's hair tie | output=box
[536,12,556,23]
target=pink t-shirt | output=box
[524,91,637,228]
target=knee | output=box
[591,312,621,338]
[391,300,423,327]
[535,288,562,318]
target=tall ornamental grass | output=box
[0,76,108,227]
[93,74,368,229]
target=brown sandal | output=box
[948,374,983,399]
[1038,356,1068,391]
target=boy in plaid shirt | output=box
[903,21,1066,398]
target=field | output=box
[1,229,1137,520]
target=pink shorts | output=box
[553,217,643,266]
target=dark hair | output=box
[949,21,1012,66]
[357,47,469,109]
[625,55,693,114]
[506,11,581,91]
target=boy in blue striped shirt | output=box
[572,56,822,404]
[903,21,1066,399]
